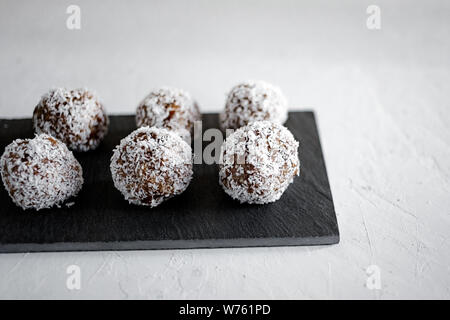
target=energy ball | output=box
[219,121,299,204]
[220,80,288,130]
[33,88,109,152]
[110,126,193,207]
[0,134,84,210]
[135,87,201,142]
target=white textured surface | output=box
[0,0,449,299]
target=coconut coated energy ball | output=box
[135,87,201,142]
[33,88,109,152]
[220,81,288,130]
[0,134,84,210]
[110,126,193,207]
[219,121,299,204]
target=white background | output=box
[0,0,449,299]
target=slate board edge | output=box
[0,234,339,253]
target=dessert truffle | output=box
[219,121,299,204]
[0,134,84,210]
[110,126,193,207]
[135,87,200,142]
[220,81,288,130]
[33,88,109,152]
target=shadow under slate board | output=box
[0,112,339,253]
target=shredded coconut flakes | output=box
[219,121,299,204]
[220,80,288,130]
[33,87,109,152]
[136,87,200,143]
[110,126,193,207]
[0,134,84,210]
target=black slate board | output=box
[0,112,339,253]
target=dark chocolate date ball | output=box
[110,126,193,207]
[33,88,109,152]
[136,87,200,142]
[220,81,288,130]
[0,134,84,210]
[219,121,299,204]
